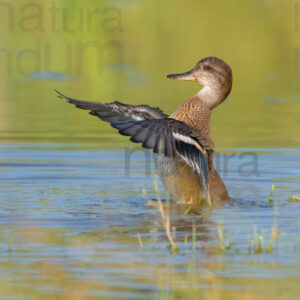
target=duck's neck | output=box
[171,85,230,137]
[196,85,229,110]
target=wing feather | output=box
[55,90,167,122]
[111,118,213,192]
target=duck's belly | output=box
[154,156,230,204]
[155,155,206,204]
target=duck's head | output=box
[167,57,232,107]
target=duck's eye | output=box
[203,65,213,71]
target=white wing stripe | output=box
[172,132,205,154]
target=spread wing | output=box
[55,90,167,122]
[56,90,214,198]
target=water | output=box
[0,143,299,299]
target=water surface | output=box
[0,143,299,299]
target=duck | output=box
[56,56,232,205]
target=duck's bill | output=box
[167,69,197,81]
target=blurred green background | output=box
[0,0,299,148]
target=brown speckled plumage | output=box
[171,96,211,137]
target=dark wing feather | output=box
[112,118,213,193]
[55,90,167,122]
